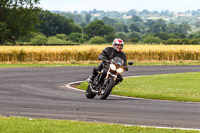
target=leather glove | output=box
[98,55,104,60]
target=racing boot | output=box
[86,74,95,83]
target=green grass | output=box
[134,61,200,66]
[0,116,198,133]
[0,61,200,68]
[0,62,98,68]
[78,72,200,102]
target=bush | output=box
[68,33,81,42]
[68,32,89,43]
[126,31,141,41]
[55,34,68,40]
[46,37,67,44]
[30,34,47,44]
[163,38,176,45]
[180,38,190,45]
[89,36,106,44]
[142,35,161,44]
[104,34,117,42]
[115,32,126,41]
[163,38,199,45]
[128,38,139,43]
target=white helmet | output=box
[112,38,124,52]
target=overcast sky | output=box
[39,0,200,12]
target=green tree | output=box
[68,32,88,43]
[148,22,166,33]
[74,14,83,24]
[163,38,176,45]
[127,15,143,25]
[144,20,156,27]
[84,14,91,24]
[0,22,9,44]
[46,36,67,44]
[0,0,41,44]
[178,23,191,34]
[84,20,114,38]
[30,33,47,44]
[55,34,68,40]
[128,38,139,43]
[179,38,190,45]
[113,23,129,33]
[166,23,179,33]
[115,32,126,41]
[89,36,106,44]
[142,35,162,44]
[126,31,141,41]
[127,9,137,16]
[37,11,81,37]
[139,9,150,15]
[102,16,116,25]
[154,32,171,40]
[189,31,200,39]
[104,34,117,43]
[195,20,200,28]
[113,23,124,32]
[129,23,140,32]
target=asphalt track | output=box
[0,65,200,129]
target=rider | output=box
[87,38,128,84]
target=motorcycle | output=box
[85,57,133,100]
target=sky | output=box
[39,0,200,12]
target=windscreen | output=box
[113,57,124,66]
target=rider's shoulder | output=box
[105,47,113,49]
[104,47,113,51]
[121,51,126,56]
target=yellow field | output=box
[0,45,200,62]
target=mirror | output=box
[128,62,134,65]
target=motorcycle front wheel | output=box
[85,84,97,99]
[100,79,115,100]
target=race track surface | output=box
[0,65,200,129]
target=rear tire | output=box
[100,79,115,100]
[85,85,96,99]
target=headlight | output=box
[116,68,124,73]
[110,64,116,71]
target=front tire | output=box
[100,79,115,100]
[85,84,96,99]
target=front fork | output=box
[106,67,118,82]
[102,67,118,88]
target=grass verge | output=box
[78,72,200,102]
[0,61,99,68]
[0,60,200,68]
[0,116,198,133]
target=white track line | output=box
[66,81,85,92]
[139,126,200,131]
[65,75,200,131]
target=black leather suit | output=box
[92,47,128,83]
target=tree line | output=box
[1,0,200,45]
